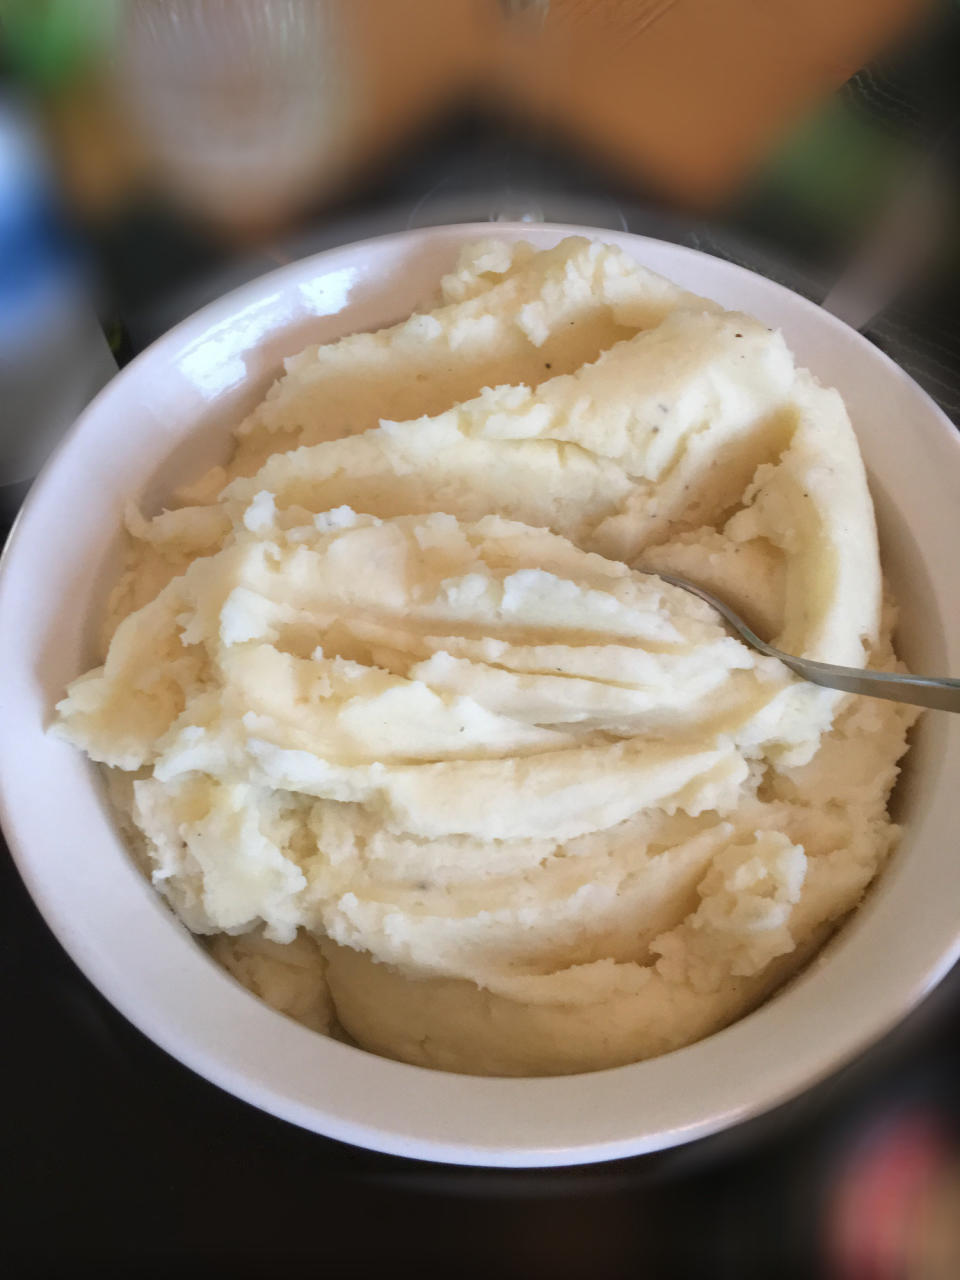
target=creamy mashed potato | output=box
[56,237,916,1075]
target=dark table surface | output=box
[6,811,960,1278]
[3,42,960,1274]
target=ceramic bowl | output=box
[1,224,958,1167]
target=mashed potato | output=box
[55,237,916,1075]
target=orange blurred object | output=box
[34,0,931,231]
[500,0,930,205]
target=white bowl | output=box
[1,224,958,1168]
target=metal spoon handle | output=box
[770,654,960,712]
[651,572,960,713]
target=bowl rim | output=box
[1,221,959,1168]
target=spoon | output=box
[651,571,960,713]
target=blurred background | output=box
[1,1,959,1274]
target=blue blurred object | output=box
[0,94,116,513]
[0,96,77,318]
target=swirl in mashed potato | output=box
[56,237,916,1075]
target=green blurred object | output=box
[0,0,118,88]
[741,0,960,253]
[761,98,912,238]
